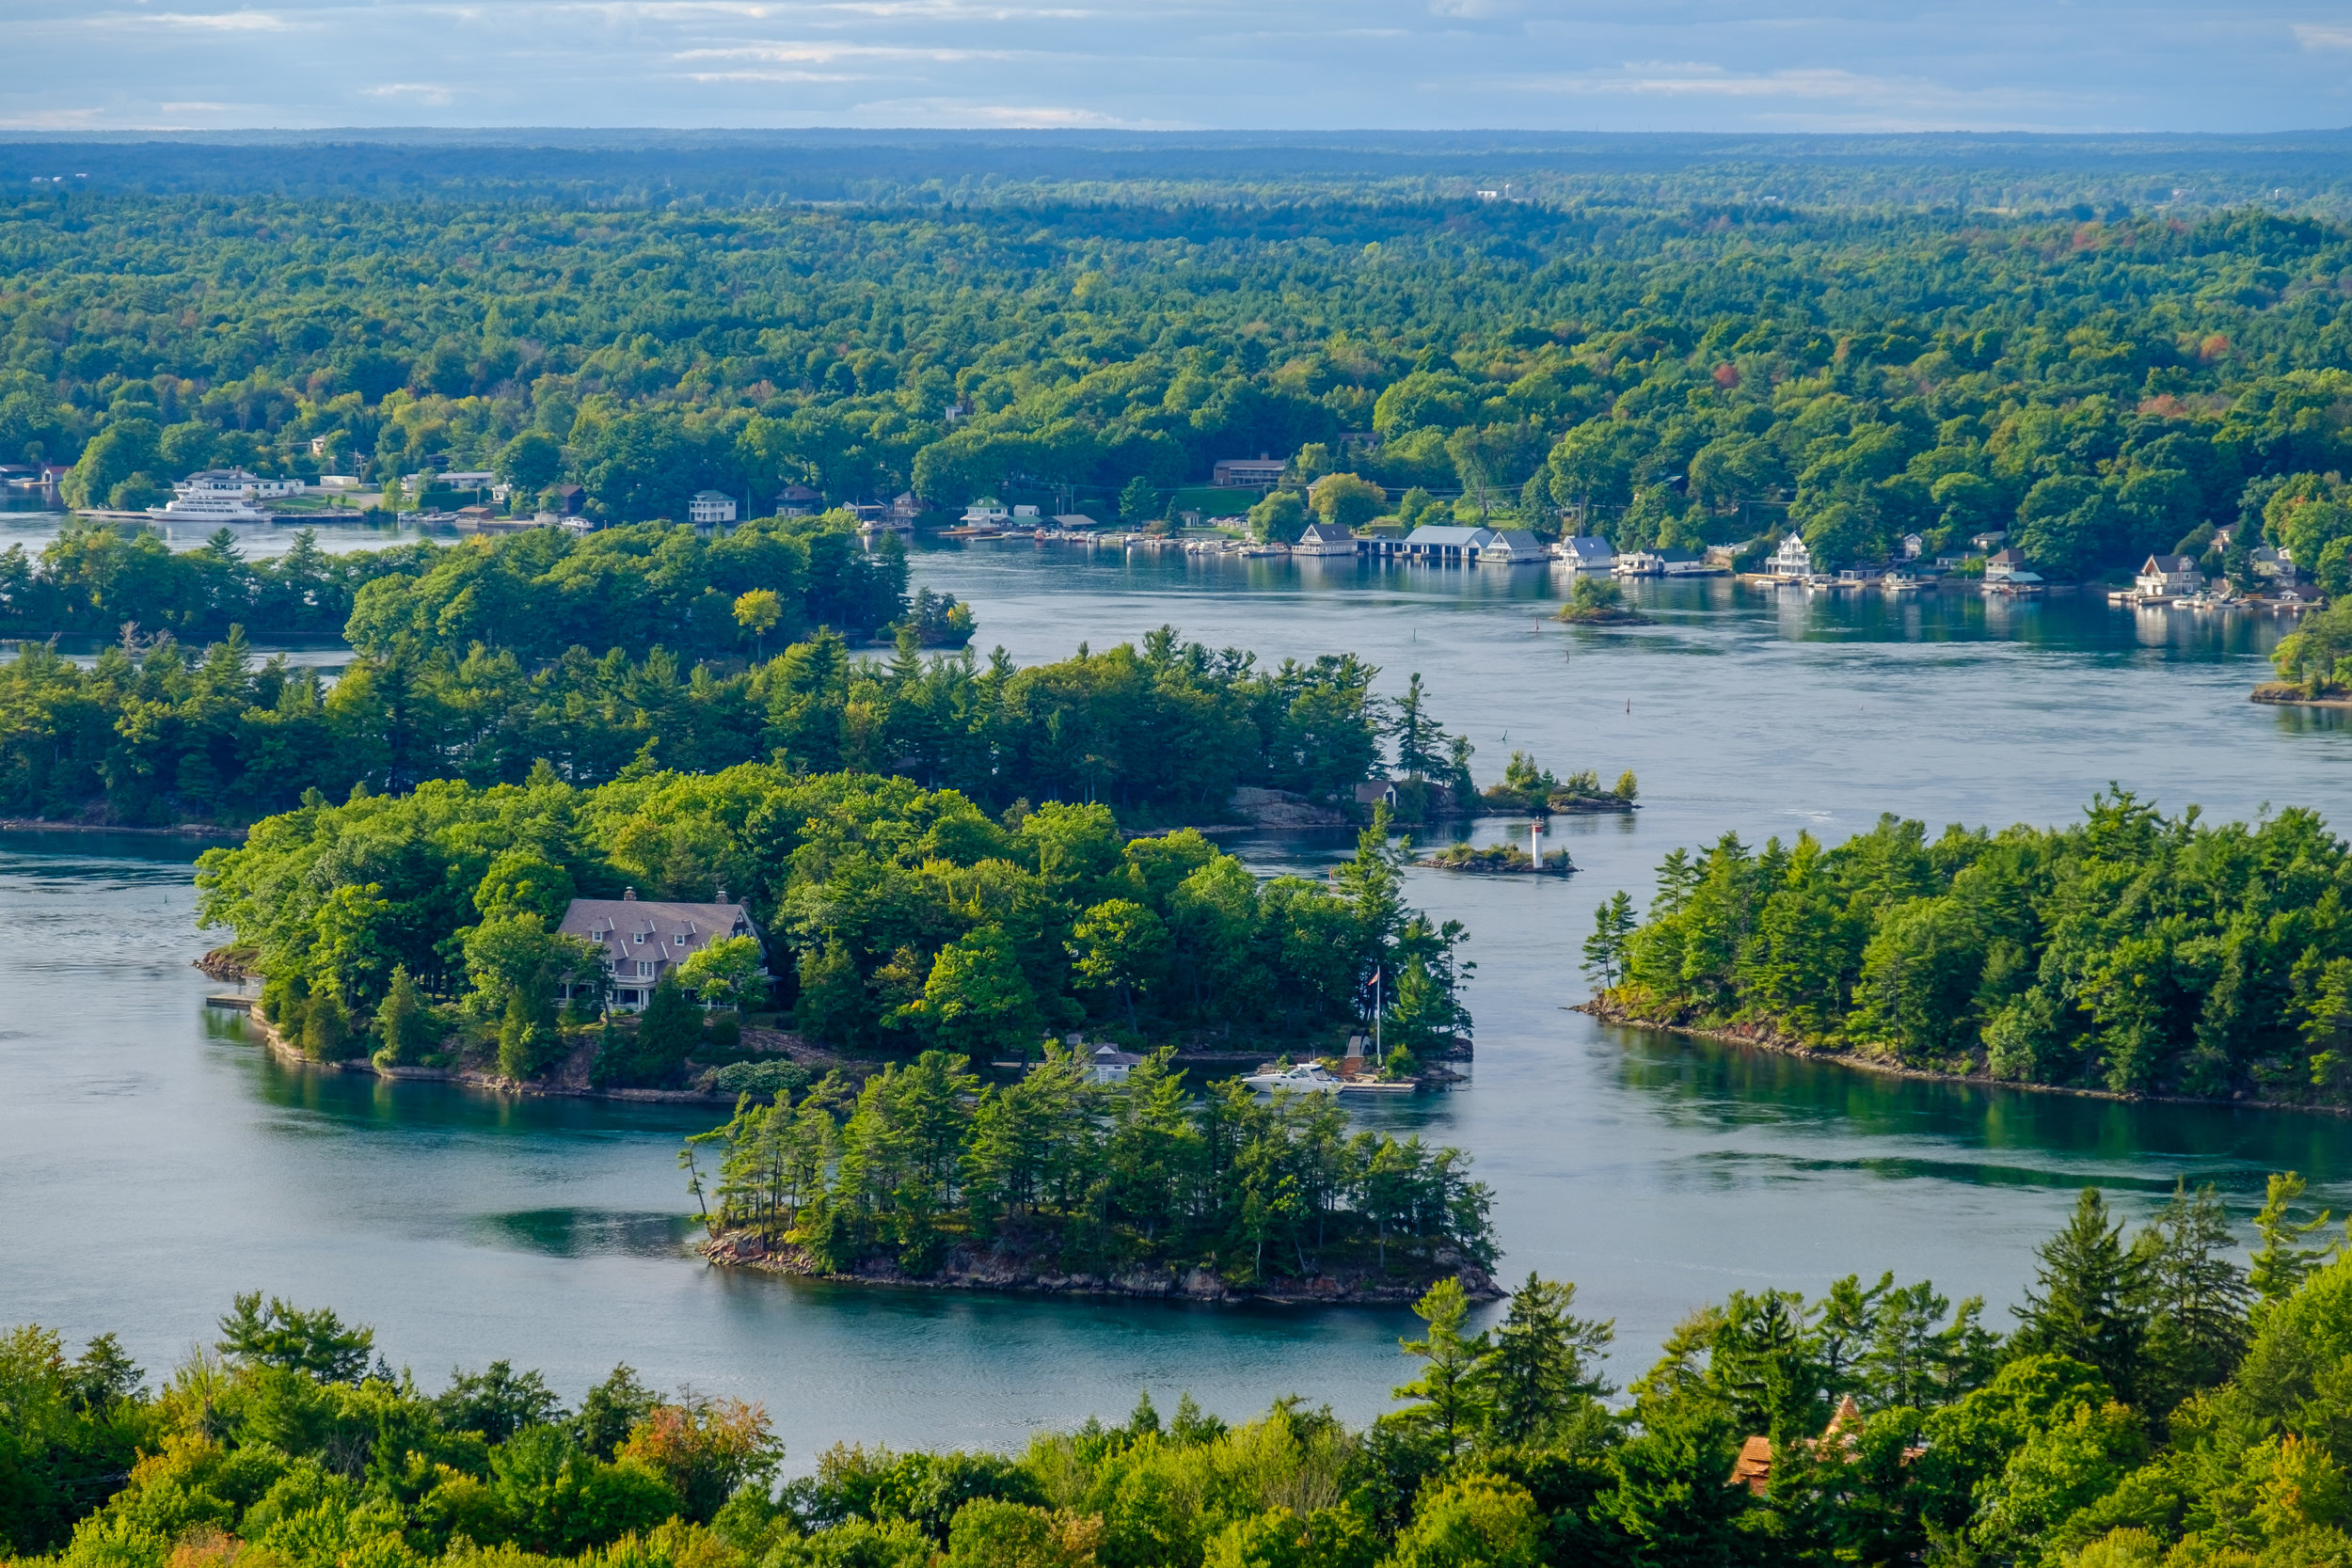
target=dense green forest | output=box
[1582,792,2352,1103]
[691,1045,1491,1286]
[195,768,1470,1075]
[0,516,919,651]
[14,1174,2352,1566]
[0,621,1410,826]
[17,190,2352,577]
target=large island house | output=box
[556,889,762,1011]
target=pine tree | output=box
[301,990,352,1060]
[1383,1277,1493,1459]
[1391,673,1441,779]
[633,974,705,1085]
[2249,1171,2338,1308]
[1581,891,1637,990]
[2133,1180,2252,1408]
[1484,1274,1614,1447]
[2013,1188,2147,1402]
[373,965,437,1066]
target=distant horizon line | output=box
[7,125,2352,144]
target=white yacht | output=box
[146,492,273,522]
[1241,1061,1343,1093]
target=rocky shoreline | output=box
[1577,995,2352,1117]
[699,1227,1500,1307]
[223,996,739,1105]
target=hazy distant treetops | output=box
[11,195,2352,575]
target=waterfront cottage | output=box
[1293,520,1359,557]
[1401,524,1501,562]
[1088,1044,1146,1084]
[1985,547,2029,581]
[773,483,821,516]
[556,889,762,1011]
[690,490,738,527]
[1770,532,1813,578]
[1474,529,1545,564]
[2136,554,2204,596]
[1553,535,1616,571]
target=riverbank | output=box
[2252,682,2352,708]
[700,1227,1500,1307]
[1576,995,2352,1117]
[228,1002,744,1105]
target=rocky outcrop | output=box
[1227,787,1353,828]
[700,1228,1500,1306]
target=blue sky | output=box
[12,0,2352,134]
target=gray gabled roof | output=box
[558,895,760,988]
[1557,536,1614,561]
[1403,525,1499,546]
[1485,530,1542,551]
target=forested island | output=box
[1580,791,2352,1105]
[691,1043,1494,1303]
[15,187,2352,582]
[0,615,1428,827]
[12,1171,2352,1567]
[195,765,1472,1090]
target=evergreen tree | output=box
[496,988,561,1081]
[2012,1188,2147,1402]
[301,990,352,1060]
[2133,1180,2252,1408]
[1483,1274,1614,1447]
[1117,475,1159,524]
[631,976,704,1085]
[372,964,437,1066]
[1383,1277,1493,1460]
[1391,673,1441,779]
[2249,1170,2338,1308]
[1581,891,1636,990]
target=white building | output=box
[2136,554,2204,596]
[1293,521,1359,558]
[1769,532,1813,578]
[1212,457,1287,487]
[961,498,1010,526]
[1475,529,1547,564]
[689,490,739,527]
[1553,536,1616,571]
[555,890,762,1012]
[180,467,302,500]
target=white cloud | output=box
[2294,23,2352,49]
[361,82,457,103]
[92,9,291,28]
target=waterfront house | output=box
[439,470,497,493]
[180,467,303,500]
[1615,548,1664,577]
[1052,513,1103,531]
[1901,532,1926,560]
[1088,1044,1146,1085]
[550,483,584,515]
[1769,532,1813,578]
[1554,535,1616,571]
[1213,456,1287,487]
[2136,554,2204,596]
[1402,524,1501,562]
[1660,547,1711,577]
[1475,529,1546,564]
[690,490,738,527]
[1293,521,1359,557]
[1985,547,2030,581]
[555,889,762,1012]
[2253,546,2297,581]
[774,483,821,516]
[889,491,924,526]
[960,498,1010,528]
[1971,531,2010,553]
[1355,779,1400,812]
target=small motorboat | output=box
[1336,1077,1419,1095]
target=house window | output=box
[633,933,644,944]
[674,935,687,947]
[616,990,640,1005]
[637,961,654,977]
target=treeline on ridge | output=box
[0,624,1409,828]
[1583,790,2352,1102]
[16,1169,2352,1565]
[17,194,2352,579]
[0,514,918,653]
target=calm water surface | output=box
[8,548,2352,1466]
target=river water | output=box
[8,546,2352,1466]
